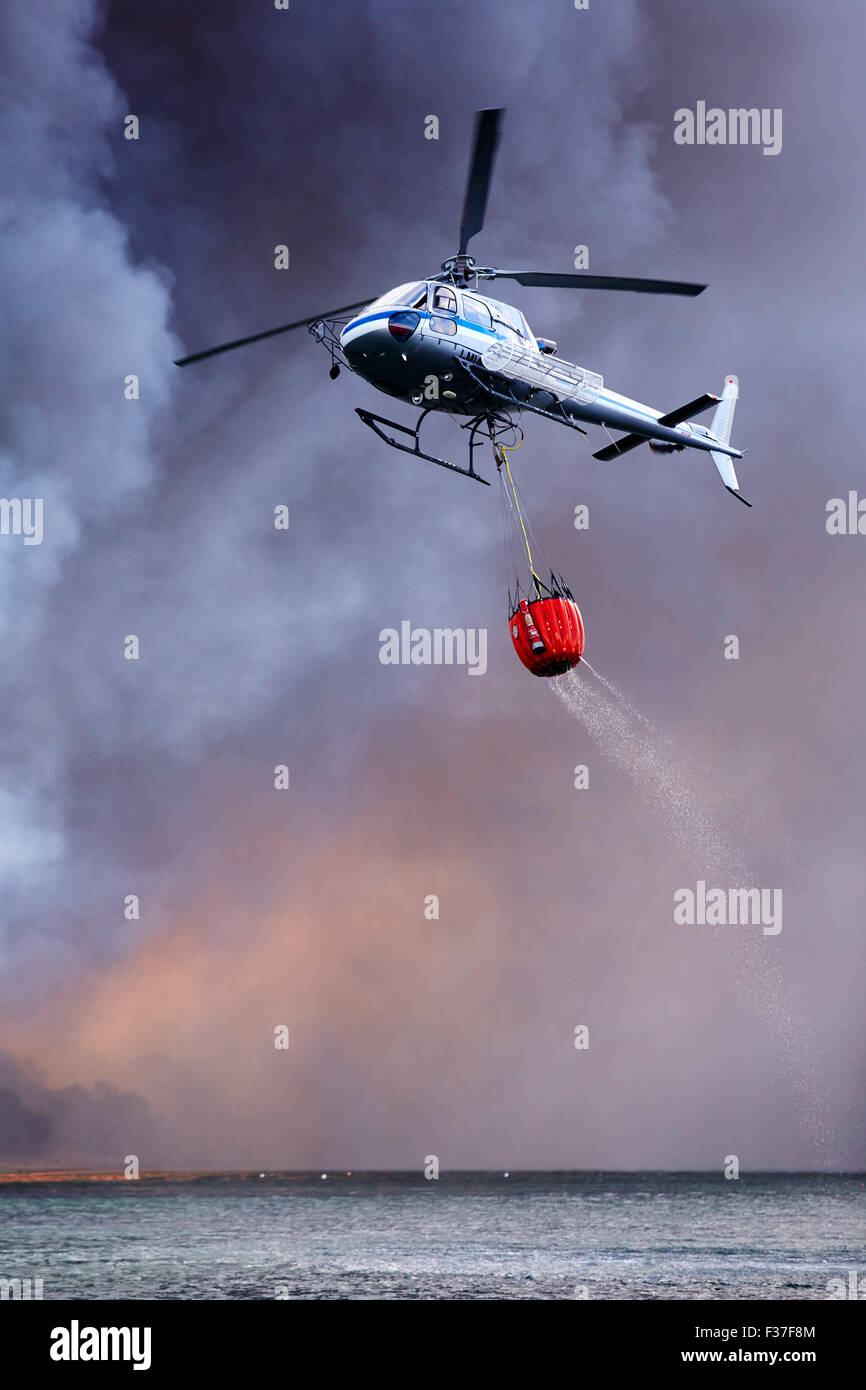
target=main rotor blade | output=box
[494,271,706,297]
[458,108,504,255]
[173,298,374,366]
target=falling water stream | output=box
[551,663,842,1168]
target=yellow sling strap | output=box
[495,441,543,596]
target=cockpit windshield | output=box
[366,282,428,312]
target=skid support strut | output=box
[354,406,491,484]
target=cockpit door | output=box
[430,284,459,315]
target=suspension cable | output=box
[494,440,543,598]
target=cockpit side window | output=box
[496,302,531,340]
[487,301,522,340]
[462,295,493,329]
[431,285,458,314]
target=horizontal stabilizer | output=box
[593,432,647,462]
[658,392,719,428]
[593,391,720,460]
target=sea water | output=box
[0,1171,860,1300]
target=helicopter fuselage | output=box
[339,280,741,460]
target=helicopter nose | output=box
[341,314,395,365]
[341,315,373,352]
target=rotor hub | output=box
[440,253,477,288]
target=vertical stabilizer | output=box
[710,375,749,504]
[711,375,738,445]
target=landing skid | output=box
[355,407,491,485]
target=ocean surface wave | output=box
[0,1171,861,1301]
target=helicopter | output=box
[175,109,749,505]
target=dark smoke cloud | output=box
[0,1052,154,1164]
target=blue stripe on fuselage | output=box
[343,309,501,339]
[597,393,661,424]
